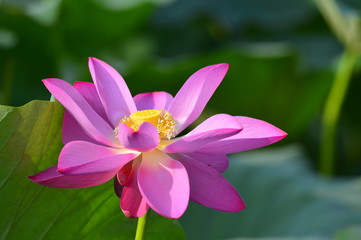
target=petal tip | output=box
[27,175,36,181]
[229,205,246,213]
[88,56,97,62]
[202,63,230,73]
[237,200,247,212]
[241,202,247,211]
[42,78,68,88]
[121,210,135,218]
[88,57,105,66]
[57,165,70,174]
[221,195,247,213]
[42,78,55,85]
[88,57,102,69]
[218,62,230,68]
[273,129,288,143]
[212,63,230,72]
[230,193,247,212]
[28,172,46,184]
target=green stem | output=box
[320,50,358,175]
[135,213,147,240]
[314,0,349,45]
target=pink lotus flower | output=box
[29,58,287,219]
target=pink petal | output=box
[58,141,139,175]
[182,152,229,173]
[62,82,108,144]
[134,92,173,111]
[167,64,229,132]
[73,81,108,118]
[117,122,159,152]
[116,160,134,185]
[163,114,242,153]
[198,116,288,154]
[138,150,189,219]
[174,153,246,212]
[89,57,137,127]
[43,78,116,147]
[62,111,97,144]
[28,166,115,188]
[120,159,149,218]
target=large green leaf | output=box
[0,101,185,240]
[180,145,361,240]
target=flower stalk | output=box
[315,0,361,175]
[320,50,358,175]
[135,213,147,240]
[314,0,349,45]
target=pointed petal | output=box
[62,82,109,144]
[138,150,189,219]
[167,64,229,132]
[43,78,116,146]
[89,57,136,127]
[117,122,159,152]
[29,166,115,188]
[134,92,173,111]
[183,152,229,173]
[198,116,288,154]
[58,141,139,175]
[121,159,149,218]
[162,114,242,153]
[174,153,245,212]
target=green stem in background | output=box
[314,0,349,45]
[135,213,147,240]
[320,50,358,175]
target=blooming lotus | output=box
[29,58,287,219]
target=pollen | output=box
[119,109,178,139]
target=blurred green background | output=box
[1,0,361,239]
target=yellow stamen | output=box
[130,110,161,126]
[119,109,178,140]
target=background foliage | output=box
[1,0,361,239]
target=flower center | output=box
[119,109,178,139]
